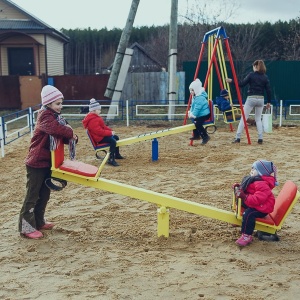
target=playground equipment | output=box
[86,122,217,160]
[50,141,300,238]
[184,26,250,143]
[232,180,300,241]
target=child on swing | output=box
[233,160,278,246]
[215,89,235,121]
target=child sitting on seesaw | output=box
[188,78,211,144]
[233,160,278,246]
[82,99,124,167]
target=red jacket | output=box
[82,112,112,143]
[244,176,276,213]
[25,108,73,168]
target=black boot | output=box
[115,147,124,159]
[108,153,119,166]
[201,135,210,145]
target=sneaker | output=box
[115,154,125,159]
[23,230,43,239]
[39,222,55,230]
[232,138,240,143]
[258,139,263,144]
[201,136,210,145]
[236,234,253,246]
[189,136,201,140]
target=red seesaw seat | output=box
[235,180,299,230]
[52,140,99,177]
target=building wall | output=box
[0,45,8,75]
[0,0,28,19]
[46,35,64,76]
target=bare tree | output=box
[277,17,300,60]
[180,0,240,27]
[141,27,169,68]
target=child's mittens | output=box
[112,131,115,136]
[232,183,240,191]
[235,188,247,201]
[190,113,196,119]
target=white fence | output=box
[0,100,298,157]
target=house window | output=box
[8,48,35,76]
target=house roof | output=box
[0,0,69,42]
[0,19,45,30]
[130,42,162,67]
[108,42,163,71]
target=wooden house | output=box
[0,0,69,77]
[0,0,69,109]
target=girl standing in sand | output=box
[19,85,78,239]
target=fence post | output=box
[126,100,129,127]
[29,107,34,137]
[279,100,283,127]
[0,116,4,157]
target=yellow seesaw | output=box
[51,140,300,238]
[87,122,217,159]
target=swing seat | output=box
[223,107,241,124]
[233,180,300,232]
[204,99,215,126]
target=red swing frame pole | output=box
[224,38,251,144]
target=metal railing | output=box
[1,99,299,157]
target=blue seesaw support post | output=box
[152,138,158,161]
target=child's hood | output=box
[261,175,276,189]
[82,112,98,128]
[189,78,204,96]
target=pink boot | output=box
[236,234,253,246]
[23,230,43,239]
[39,222,55,230]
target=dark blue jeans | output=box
[193,114,210,138]
[241,208,268,235]
[99,135,120,155]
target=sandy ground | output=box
[1,121,300,300]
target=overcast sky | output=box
[9,0,300,30]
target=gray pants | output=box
[236,96,264,140]
[19,166,51,233]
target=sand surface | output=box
[1,121,300,300]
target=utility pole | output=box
[168,0,178,121]
[104,0,140,99]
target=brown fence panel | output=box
[20,76,43,109]
[0,76,21,109]
[52,75,110,102]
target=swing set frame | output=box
[184,26,251,144]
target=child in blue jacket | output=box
[216,89,236,122]
[188,79,211,144]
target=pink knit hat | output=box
[41,85,64,105]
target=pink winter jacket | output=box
[82,112,113,143]
[244,175,276,214]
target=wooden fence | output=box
[0,72,186,110]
